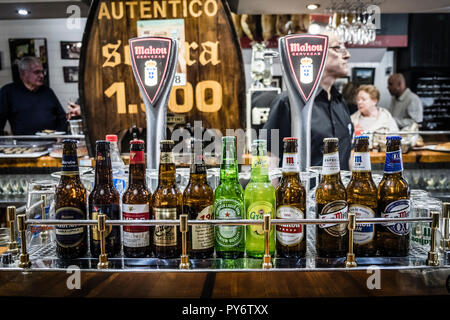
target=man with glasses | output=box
[0,56,67,135]
[263,32,354,170]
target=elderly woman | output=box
[351,85,399,136]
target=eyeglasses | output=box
[329,45,348,54]
[32,70,44,75]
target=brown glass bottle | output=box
[183,139,214,259]
[122,140,152,258]
[377,136,410,256]
[346,136,377,256]
[89,141,121,257]
[55,140,88,259]
[316,137,349,258]
[276,138,307,258]
[151,140,182,258]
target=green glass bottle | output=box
[214,136,245,259]
[245,140,276,258]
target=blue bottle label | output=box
[55,207,86,248]
[382,200,410,236]
[62,154,79,173]
[384,150,403,173]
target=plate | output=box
[35,131,66,136]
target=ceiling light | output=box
[307,4,320,10]
[17,9,30,16]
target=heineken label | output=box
[247,201,274,239]
[55,207,85,248]
[192,205,214,250]
[282,152,300,173]
[352,152,371,172]
[154,207,177,246]
[214,199,243,248]
[349,204,375,245]
[322,152,340,175]
[384,150,403,173]
[382,200,410,236]
[276,206,304,246]
[122,203,150,248]
[318,200,348,237]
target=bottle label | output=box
[55,207,85,248]
[384,150,403,173]
[160,152,174,164]
[62,154,79,174]
[154,207,177,246]
[322,152,340,175]
[318,200,348,237]
[252,155,268,169]
[349,204,375,244]
[215,199,243,248]
[192,205,214,250]
[122,203,150,248]
[247,201,274,239]
[130,150,145,164]
[382,200,410,236]
[276,206,304,246]
[282,152,299,173]
[91,204,120,241]
[352,152,371,172]
[113,178,126,195]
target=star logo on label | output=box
[225,212,230,217]
[128,206,134,211]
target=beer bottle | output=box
[55,140,87,259]
[122,139,151,258]
[346,136,377,256]
[377,136,410,256]
[214,136,245,259]
[89,141,121,257]
[245,140,276,258]
[183,139,214,259]
[316,137,348,258]
[152,140,182,258]
[276,138,306,258]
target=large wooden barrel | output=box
[79,0,245,154]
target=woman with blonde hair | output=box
[351,85,398,136]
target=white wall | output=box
[0,18,87,111]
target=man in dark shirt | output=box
[0,56,67,135]
[263,32,354,170]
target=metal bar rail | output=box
[5,197,449,271]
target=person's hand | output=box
[67,102,81,120]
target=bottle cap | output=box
[160,140,174,145]
[62,139,78,144]
[105,134,118,142]
[386,135,402,141]
[130,139,145,145]
[355,135,369,140]
[283,137,299,141]
[323,137,339,143]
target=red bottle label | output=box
[130,150,145,164]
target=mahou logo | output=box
[282,34,328,102]
[134,45,168,56]
[289,42,324,54]
[129,37,172,104]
